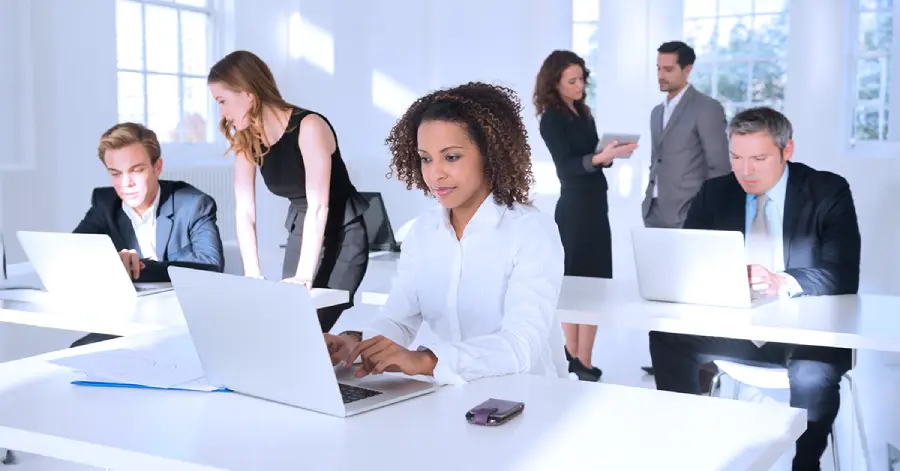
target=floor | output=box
[6,319,876,471]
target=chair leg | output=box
[708,372,725,397]
[844,373,871,471]
[830,423,840,471]
[2,450,15,465]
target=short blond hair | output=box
[97,122,161,164]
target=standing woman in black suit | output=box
[534,50,637,381]
[208,50,370,332]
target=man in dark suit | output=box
[70,122,225,347]
[649,107,861,471]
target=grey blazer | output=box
[642,86,730,228]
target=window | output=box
[572,0,600,107]
[683,0,789,121]
[116,0,216,145]
[849,0,897,146]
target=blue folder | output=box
[71,380,231,393]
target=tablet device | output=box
[595,133,641,158]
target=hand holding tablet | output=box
[596,133,640,158]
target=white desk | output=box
[358,260,900,352]
[0,271,348,336]
[0,330,806,471]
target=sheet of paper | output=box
[52,334,207,389]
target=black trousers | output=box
[283,213,369,333]
[649,331,850,471]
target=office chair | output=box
[707,358,869,471]
[359,192,400,253]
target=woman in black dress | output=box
[208,50,369,332]
[534,50,637,381]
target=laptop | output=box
[631,227,778,309]
[167,266,438,417]
[16,231,172,299]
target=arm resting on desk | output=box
[420,215,565,386]
[782,183,861,296]
[139,195,225,282]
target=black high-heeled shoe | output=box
[568,357,601,382]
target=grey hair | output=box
[728,106,793,152]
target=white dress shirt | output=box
[362,196,568,386]
[744,165,802,298]
[122,185,161,261]
[654,84,691,198]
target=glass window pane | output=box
[117,71,145,124]
[860,0,893,11]
[183,77,210,143]
[754,0,788,14]
[176,0,208,6]
[572,0,598,22]
[751,59,786,104]
[145,5,179,73]
[857,57,887,100]
[859,12,893,52]
[717,16,753,58]
[181,11,209,75]
[750,13,789,57]
[684,0,717,19]
[147,74,181,143]
[855,107,881,140]
[691,61,714,96]
[116,0,143,70]
[719,0,754,16]
[572,23,598,62]
[717,61,750,103]
[684,18,717,56]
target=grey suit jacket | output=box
[642,85,730,228]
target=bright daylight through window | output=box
[115,0,215,144]
[572,0,599,109]
[851,0,896,145]
[683,0,789,122]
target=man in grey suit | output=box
[641,41,730,377]
[643,41,730,228]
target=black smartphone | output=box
[465,398,525,426]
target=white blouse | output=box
[361,196,567,385]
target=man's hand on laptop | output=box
[344,335,437,379]
[118,249,145,280]
[747,264,783,296]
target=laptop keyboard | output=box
[339,383,382,404]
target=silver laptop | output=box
[16,231,172,299]
[631,227,778,309]
[167,266,438,417]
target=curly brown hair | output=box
[385,82,535,208]
[533,50,591,117]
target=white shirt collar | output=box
[664,84,690,107]
[437,193,507,237]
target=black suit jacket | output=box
[684,161,861,297]
[73,180,225,282]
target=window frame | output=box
[115,0,229,168]
[682,1,790,120]
[572,0,600,110]
[843,0,900,159]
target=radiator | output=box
[161,166,236,243]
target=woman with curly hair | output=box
[323,82,568,385]
[534,50,637,381]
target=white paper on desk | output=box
[51,334,208,389]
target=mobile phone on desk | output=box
[466,398,525,426]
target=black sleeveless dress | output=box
[259,107,370,332]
